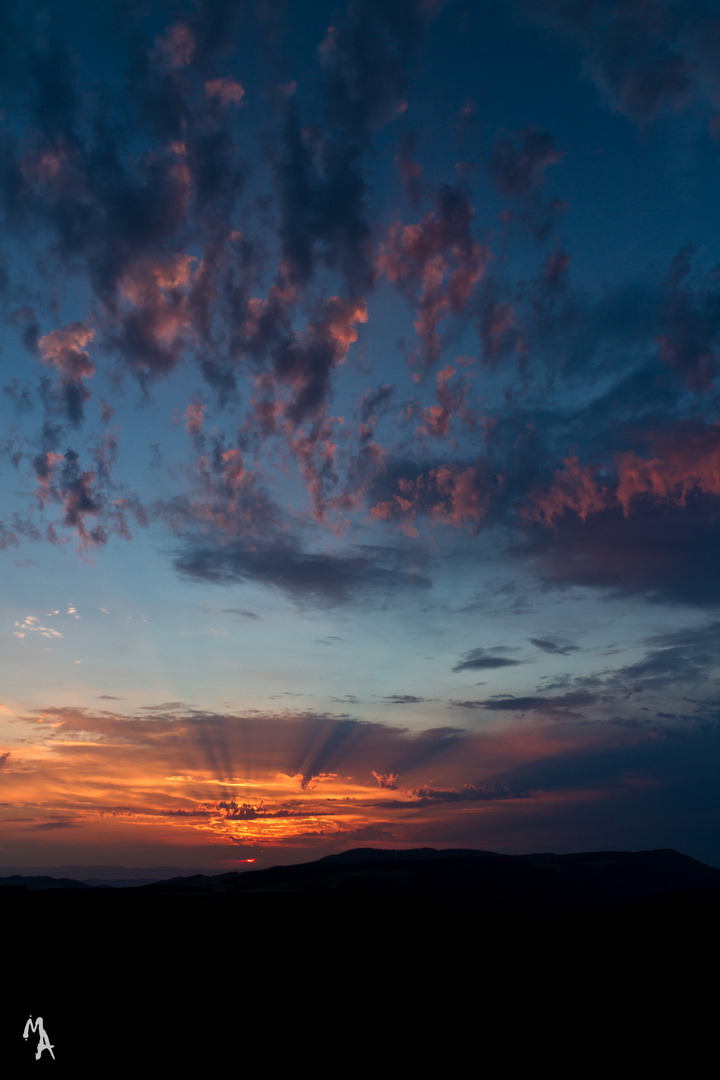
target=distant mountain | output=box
[0,874,92,891]
[4,846,719,910]
[0,863,212,882]
[132,845,720,912]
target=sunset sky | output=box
[2,0,720,872]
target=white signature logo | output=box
[23,1016,55,1060]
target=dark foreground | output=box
[5,847,719,1071]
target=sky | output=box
[2,0,720,872]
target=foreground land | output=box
[5,847,719,1070]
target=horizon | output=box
[3,0,720,872]
[3,840,719,883]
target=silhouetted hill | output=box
[0,874,92,890]
[5,846,719,1073]
[134,844,720,912]
[5,845,720,910]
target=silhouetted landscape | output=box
[8,846,720,1069]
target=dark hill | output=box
[5,846,719,1073]
[135,844,720,912]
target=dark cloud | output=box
[273,106,373,293]
[385,725,464,775]
[468,691,598,718]
[489,126,566,240]
[31,820,79,831]
[494,727,720,827]
[207,800,313,821]
[372,770,399,789]
[394,129,424,205]
[521,492,720,607]
[272,295,369,424]
[520,0,720,122]
[273,0,442,293]
[452,647,524,672]
[529,637,580,655]
[607,621,720,692]
[382,695,426,704]
[28,439,146,552]
[221,607,260,620]
[410,781,535,804]
[359,383,395,423]
[489,126,564,199]
[174,536,431,606]
[3,379,34,414]
[658,247,720,392]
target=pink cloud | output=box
[527,425,720,527]
[371,461,494,535]
[417,365,470,439]
[204,77,245,106]
[38,323,95,381]
[155,22,195,70]
[31,440,146,552]
[185,397,205,437]
[378,190,489,364]
[527,457,610,527]
[114,253,197,376]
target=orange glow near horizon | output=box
[0,698,639,864]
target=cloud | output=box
[204,77,245,107]
[382,695,426,705]
[372,771,399,789]
[29,441,146,553]
[416,365,472,439]
[23,705,468,793]
[384,725,463,775]
[489,126,566,240]
[489,126,565,198]
[378,183,489,363]
[465,691,598,719]
[452,647,524,672]
[273,295,368,425]
[394,130,424,205]
[38,322,95,426]
[31,820,79,831]
[520,0,720,122]
[174,536,431,606]
[657,248,720,391]
[522,489,720,607]
[273,0,443,294]
[606,622,720,692]
[221,608,260,620]
[410,781,534,804]
[515,416,720,606]
[370,456,501,535]
[529,638,580,656]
